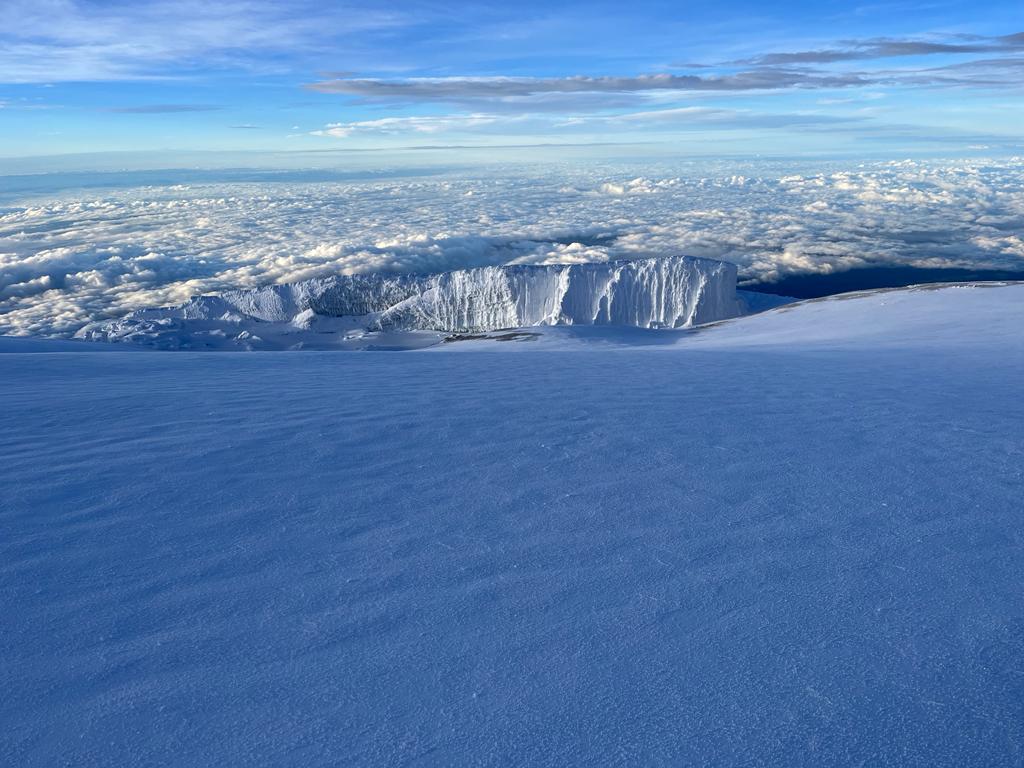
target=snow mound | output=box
[76,256,751,349]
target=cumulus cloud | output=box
[2,158,1023,336]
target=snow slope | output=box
[73,255,761,349]
[3,283,1024,766]
[436,281,1024,353]
[0,335,139,353]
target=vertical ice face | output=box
[76,255,745,344]
[376,256,741,331]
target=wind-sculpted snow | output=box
[4,285,1024,765]
[77,256,744,348]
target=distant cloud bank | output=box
[2,158,1023,336]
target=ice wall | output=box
[77,255,745,345]
[377,257,741,331]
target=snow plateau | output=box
[4,284,1024,765]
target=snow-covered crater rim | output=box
[76,255,753,348]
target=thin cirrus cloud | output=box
[306,70,872,105]
[0,3,1021,157]
[304,30,1024,114]
[311,114,502,138]
[309,108,866,140]
[603,107,867,130]
[0,0,410,83]
[731,31,1024,66]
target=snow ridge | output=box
[77,256,744,348]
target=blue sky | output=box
[1,0,1022,162]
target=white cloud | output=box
[306,107,867,142]
[311,114,502,138]
[0,0,408,83]
[306,71,873,108]
[2,158,1023,336]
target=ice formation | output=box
[77,255,748,348]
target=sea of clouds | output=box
[2,158,1022,336]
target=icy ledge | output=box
[76,256,756,349]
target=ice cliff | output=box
[77,256,753,348]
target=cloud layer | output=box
[2,158,1023,336]
[307,71,873,104]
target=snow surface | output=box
[3,283,1024,765]
[75,255,754,349]
[0,335,139,353]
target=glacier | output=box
[4,283,1024,765]
[75,255,757,349]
